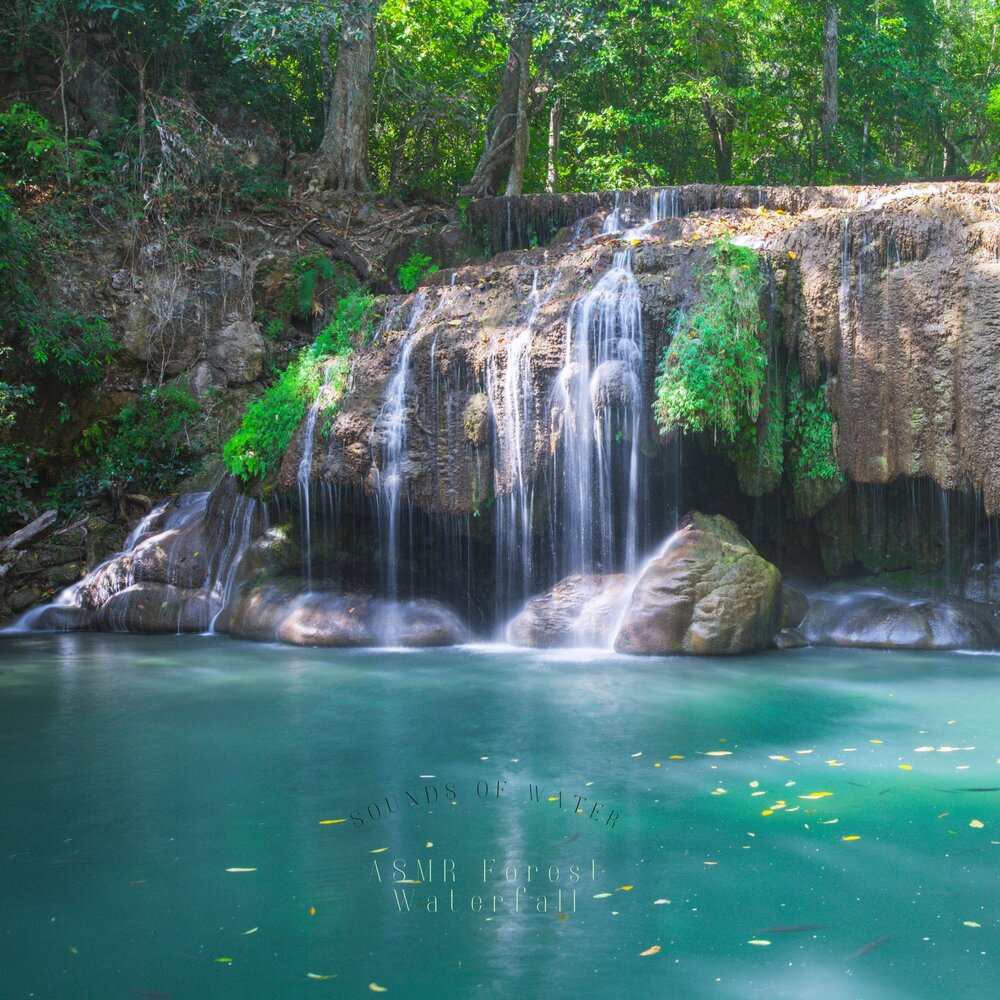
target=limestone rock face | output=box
[208,320,267,385]
[614,514,782,655]
[506,574,631,648]
[801,589,1000,650]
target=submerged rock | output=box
[614,513,782,656]
[506,574,631,648]
[801,589,1000,650]
[223,586,468,647]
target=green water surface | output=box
[1,634,999,999]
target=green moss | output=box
[223,290,373,484]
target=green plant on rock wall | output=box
[398,253,439,293]
[653,235,767,442]
[224,289,374,483]
[732,374,785,496]
[785,363,844,516]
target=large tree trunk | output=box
[314,1,380,192]
[820,2,838,156]
[546,97,562,193]
[504,36,533,196]
[702,97,734,183]
[463,33,531,198]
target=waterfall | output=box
[555,247,645,578]
[485,269,561,616]
[371,292,426,602]
[10,480,262,634]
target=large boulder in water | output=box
[93,583,212,633]
[614,513,782,655]
[507,574,631,648]
[801,589,1000,650]
[222,586,467,647]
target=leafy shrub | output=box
[224,290,373,482]
[398,253,439,292]
[0,444,38,522]
[29,314,118,385]
[654,236,767,441]
[76,383,201,497]
[785,365,842,488]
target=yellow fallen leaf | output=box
[703,751,732,756]
[842,835,861,841]
[899,765,912,771]
[616,885,634,891]
[226,868,257,873]
[425,842,433,848]
[748,939,771,946]
[769,756,790,761]
[964,921,981,928]
[870,739,883,744]
[639,945,661,956]
[821,818,839,824]
[243,927,258,935]
[669,755,685,759]
[319,819,346,825]
[369,984,388,993]
[309,906,316,916]
[548,796,559,801]
[971,820,985,829]
[308,973,337,980]
[370,848,388,854]
[761,809,774,816]
[798,792,834,800]
[788,250,797,259]
[711,788,727,796]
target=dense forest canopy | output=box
[3,0,1000,199]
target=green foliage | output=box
[224,290,373,483]
[398,253,439,292]
[654,236,767,442]
[785,365,843,491]
[73,383,201,498]
[733,374,785,497]
[29,314,118,385]
[0,444,38,521]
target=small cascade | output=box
[555,247,646,578]
[371,292,426,603]
[485,269,561,616]
[11,479,263,634]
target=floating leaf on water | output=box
[747,939,771,946]
[761,809,774,816]
[653,898,671,905]
[593,893,612,899]
[970,820,985,829]
[309,906,316,916]
[319,819,346,825]
[631,752,643,757]
[425,842,433,848]
[639,945,661,956]
[964,921,981,928]
[914,746,934,752]
[225,868,257,873]
[307,973,337,980]
[870,740,883,744]
[704,861,718,865]
[769,756,790,761]
[842,835,861,841]
[899,765,913,771]
[215,958,233,964]
[243,927,258,935]
[710,788,727,796]
[370,848,389,854]
[820,819,839,824]
[369,984,388,993]
[616,885,634,891]
[703,751,732,756]
[548,796,559,802]
[749,780,760,788]
[669,755,685,760]
[795,750,812,754]
[798,792,834,800]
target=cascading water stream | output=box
[555,247,645,579]
[372,291,426,604]
[485,269,561,616]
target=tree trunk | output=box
[702,97,734,183]
[505,36,532,196]
[463,33,531,198]
[820,1,838,150]
[546,97,562,193]
[314,1,381,192]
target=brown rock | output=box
[614,513,782,655]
